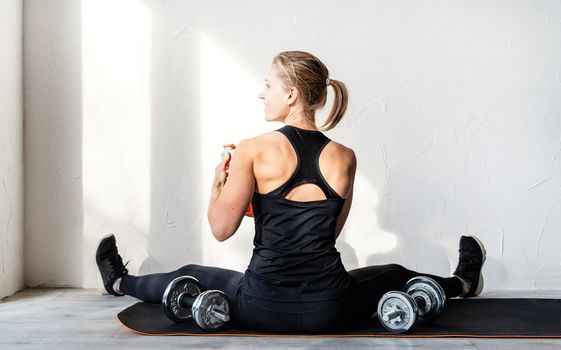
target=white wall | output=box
[24,0,561,291]
[0,0,23,299]
[23,0,84,287]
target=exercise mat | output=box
[117,298,561,338]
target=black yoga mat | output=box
[117,298,561,338]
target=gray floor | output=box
[1,289,561,350]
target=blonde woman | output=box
[97,51,485,333]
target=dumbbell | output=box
[162,276,231,331]
[376,276,446,333]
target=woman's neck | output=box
[283,111,317,131]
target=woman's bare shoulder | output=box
[245,130,284,148]
[324,140,356,166]
[328,139,355,154]
[234,131,282,158]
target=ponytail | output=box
[319,79,348,131]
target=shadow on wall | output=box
[24,0,84,288]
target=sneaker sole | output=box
[465,234,486,296]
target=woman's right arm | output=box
[335,149,356,239]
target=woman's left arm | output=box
[207,139,255,241]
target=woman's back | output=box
[241,124,356,302]
[252,126,355,202]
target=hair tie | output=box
[326,77,331,86]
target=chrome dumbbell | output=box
[162,276,231,331]
[377,276,446,333]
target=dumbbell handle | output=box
[382,309,404,322]
[177,293,196,309]
[209,308,230,322]
[382,297,426,323]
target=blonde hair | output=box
[272,51,348,131]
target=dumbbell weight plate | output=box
[404,276,446,325]
[377,291,418,333]
[192,290,231,331]
[162,276,202,323]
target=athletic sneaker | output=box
[96,234,129,296]
[453,235,486,298]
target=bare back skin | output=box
[250,131,356,238]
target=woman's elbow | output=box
[210,224,234,242]
[212,231,228,242]
[208,212,237,241]
[208,212,226,241]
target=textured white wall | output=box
[0,0,23,299]
[24,0,561,291]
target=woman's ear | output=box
[287,87,299,107]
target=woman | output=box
[96,51,486,333]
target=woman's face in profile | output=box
[258,64,291,122]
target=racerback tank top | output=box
[241,125,355,302]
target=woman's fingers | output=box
[215,151,232,184]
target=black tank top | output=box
[241,125,355,302]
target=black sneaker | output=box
[453,235,486,298]
[96,234,129,296]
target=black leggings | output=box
[121,264,463,333]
